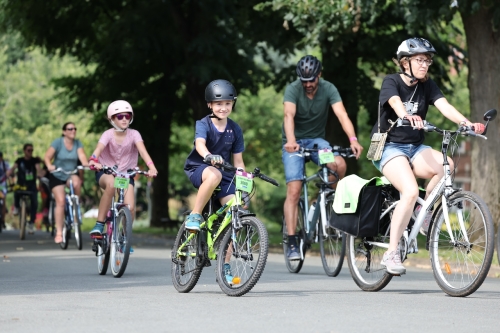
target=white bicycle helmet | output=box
[397,37,436,60]
[107,100,134,131]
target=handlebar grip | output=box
[259,174,279,187]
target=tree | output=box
[0,0,300,227]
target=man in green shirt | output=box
[282,55,363,260]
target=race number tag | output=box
[26,171,34,181]
[235,170,253,193]
[114,177,129,189]
[318,148,335,165]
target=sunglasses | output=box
[115,113,132,120]
[66,127,77,131]
[26,149,33,152]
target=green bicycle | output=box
[171,161,279,297]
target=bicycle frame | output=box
[176,190,246,261]
[369,130,475,255]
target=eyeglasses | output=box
[412,57,433,66]
[26,149,33,152]
[115,113,132,120]
[66,127,77,131]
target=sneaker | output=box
[413,205,433,236]
[224,263,234,284]
[27,223,35,234]
[381,250,406,275]
[287,244,300,261]
[89,222,104,237]
[185,213,203,231]
[120,244,134,254]
[12,207,19,216]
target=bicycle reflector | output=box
[232,276,241,284]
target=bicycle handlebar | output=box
[51,166,91,175]
[299,145,355,158]
[94,165,149,178]
[399,119,487,140]
[204,160,280,187]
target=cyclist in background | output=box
[370,37,485,274]
[282,55,363,260]
[44,122,89,244]
[0,152,10,229]
[7,144,42,234]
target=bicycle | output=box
[91,165,148,278]
[12,184,33,240]
[51,166,88,250]
[171,161,279,296]
[283,145,354,277]
[346,109,497,297]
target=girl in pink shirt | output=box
[88,100,157,238]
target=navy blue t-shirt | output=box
[184,116,245,178]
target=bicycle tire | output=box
[72,198,83,250]
[49,200,55,237]
[60,224,70,250]
[319,197,346,277]
[97,223,110,275]
[19,198,26,240]
[215,216,268,296]
[282,201,306,273]
[346,200,393,291]
[429,191,494,297]
[110,206,133,277]
[171,222,203,293]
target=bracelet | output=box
[89,155,99,163]
[147,161,154,166]
[459,119,468,126]
[349,137,358,142]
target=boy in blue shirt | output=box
[183,79,245,232]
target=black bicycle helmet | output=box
[204,79,237,103]
[397,37,437,60]
[296,55,322,81]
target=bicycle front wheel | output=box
[429,191,494,297]
[110,207,133,277]
[171,223,203,293]
[282,202,306,273]
[59,224,70,250]
[19,198,26,240]
[216,216,268,297]
[319,198,346,277]
[72,199,83,250]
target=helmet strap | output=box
[109,119,128,132]
[401,57,418,84]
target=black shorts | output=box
[47,173,67,190]
[95,171,135,187]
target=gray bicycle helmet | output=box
[397,37,437,60]
[296,55,322,81]
[205,79,237,103]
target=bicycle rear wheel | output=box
[110,207,133,277]
[346,200,393,291]
[216,216,268,296]
[282,202,306,273]
[97,223,110,275]
[319,197,346,277]
[72,199,83,250]
[171,223,203,293]
[19,198,26,240]
[429,191,494,297]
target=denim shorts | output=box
[282,138,339,184]
[372,142,431,172]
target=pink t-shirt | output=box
[98,128,143,173]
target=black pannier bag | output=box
[330,178,383,237]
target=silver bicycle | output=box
[347,109,496,297]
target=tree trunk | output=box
[462,8,500,226]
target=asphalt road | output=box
[1,229,500,333]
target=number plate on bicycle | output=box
[235,170,253,193]
[114,177,129,189]
[318,148,335,164]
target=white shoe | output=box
[12,207,19,216]
[381,250,406,275]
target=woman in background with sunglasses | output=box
[44,122,89,243]
[87,100,157,241]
